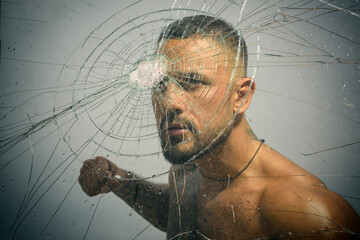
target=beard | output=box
[160,118,233,165]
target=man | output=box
[78,15,360,239]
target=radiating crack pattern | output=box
[0,0,359,239]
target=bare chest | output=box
[166,166,201,239]
[167,168,267,239]
[197,189,265,240]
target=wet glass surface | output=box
[1,0,359,239]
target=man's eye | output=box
[152,76,169,90]
[177,78,201,90]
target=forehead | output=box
[159,37,231,70]
[157,37,243,87]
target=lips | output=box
[167,122,191,136]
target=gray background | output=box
[1,0,359,239]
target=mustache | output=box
[159,112,196,133]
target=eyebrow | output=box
[169,71,210,84]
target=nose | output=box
[153,77,186,116]
[163,79,187,115]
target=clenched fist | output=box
[79,156,126,196]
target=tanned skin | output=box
[79,37,360,239]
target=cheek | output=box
[151,96,162,125]
[185,89,227,129]
[199,85,229,111]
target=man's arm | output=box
[260,182,360,239]
[78,156,169,232]
[108,171,169,231]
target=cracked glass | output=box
[1,0,359,239]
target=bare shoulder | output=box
[259,175,360,239]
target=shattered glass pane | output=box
[1,0,359,239]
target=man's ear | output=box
[232,77,255,114]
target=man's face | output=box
[152,37,238,164]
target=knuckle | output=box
[83,159,92,164]
[95,156,106,162]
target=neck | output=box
[195,116,264,181]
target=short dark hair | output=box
[158,15,247,76]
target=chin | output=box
[160,124,233,165]
[163,149,196,165]
[162,139,206,165]
[162,146,189,165]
